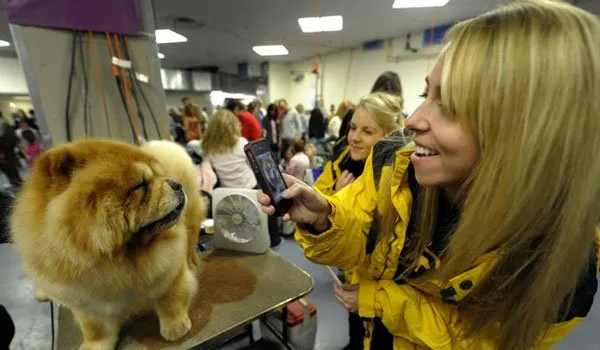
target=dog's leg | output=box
[154,266,197,341]
[73,311,120,350]
[185,194,204,268]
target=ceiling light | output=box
[298,15,343,33]
[158,52,165,59]
[393,0,450,8]
[252,45,289,56]
[0,40,10,47]
[9,103,16,108]
[155,29,187,44]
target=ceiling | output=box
[0,0,599,71]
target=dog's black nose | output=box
[167,179,182,191]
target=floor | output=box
[1,206,599,349]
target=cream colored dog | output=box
[11,139,204,350]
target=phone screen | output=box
[256,151,286,203]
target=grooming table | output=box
[56,249,314,349]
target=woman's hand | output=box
[257,174,331,230]
[334,170,355,192]
[334,283,358,313]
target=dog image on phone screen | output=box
[260,155,285,201]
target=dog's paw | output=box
[34,289,50,302]
[79,338,117,350]
[160,316,192,341]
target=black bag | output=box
[0,191,13,243]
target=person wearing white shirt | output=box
[202,109,256,189]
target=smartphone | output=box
[326,266,343,286]
[244,139,293,216]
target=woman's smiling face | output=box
[404,54,480,196]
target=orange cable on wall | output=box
[88,31,112,137]
[107,32,141,139]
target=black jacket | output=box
[308,109,326,139]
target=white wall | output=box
[267,62,290,105]
[269,33,443,115]
[0,57,28,95]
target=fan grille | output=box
[215,194,261,244]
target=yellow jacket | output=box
[313,146,350,197]
[296,144,592,349]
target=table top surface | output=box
[56,249,314,350]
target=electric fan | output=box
[211,188,270,253]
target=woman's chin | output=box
[350,150,368,161]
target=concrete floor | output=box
[1,233,599,349]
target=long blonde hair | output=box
[388,1,600,348]
[356,92,404,135]
[201,109,241,155]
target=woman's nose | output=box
[405,105,429,132]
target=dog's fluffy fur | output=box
[11,139,204,350]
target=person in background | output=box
[182,97,207,136]
[262,1,600,348]
[202,109,255,189]
[201,106,210,121]
[204,108,282,248]
[334,71,403,157]
[226,99,263,141]
[247,102,259,123]
[168,108,186,144]
[328,100,355,140]
[279,145,293,173]
[20,129,42,169]
[0,113,22,189]
[328,104,336,120]
[26,109,39,131]
[313,92,405,350]
[262,103,280,155]
[184,111,201,142]
[308,107,326,141]
[279,99,303,159]
[252,99,265,122]
[286,138,312,181]
[295,104,308,139]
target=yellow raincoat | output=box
[313,146,351,197]
[296,142,593,349]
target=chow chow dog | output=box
[11,139,205,349]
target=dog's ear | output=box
[34,145,86,191]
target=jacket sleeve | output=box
[358,280,582,349]
[312,160,337,197]
[251,118,263,141]
[295,153,378,270]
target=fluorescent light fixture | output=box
[393,0,450,8]
[298,15,343,33]
[252,45,289,56]
[210,90,256,107]
[0,40,10,47]
[155,29,187,44]
[158,52,165,59]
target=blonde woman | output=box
[328,100,355,139]
[259,1,600,349]
[314,92,404,197]
[202,109,256,189]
